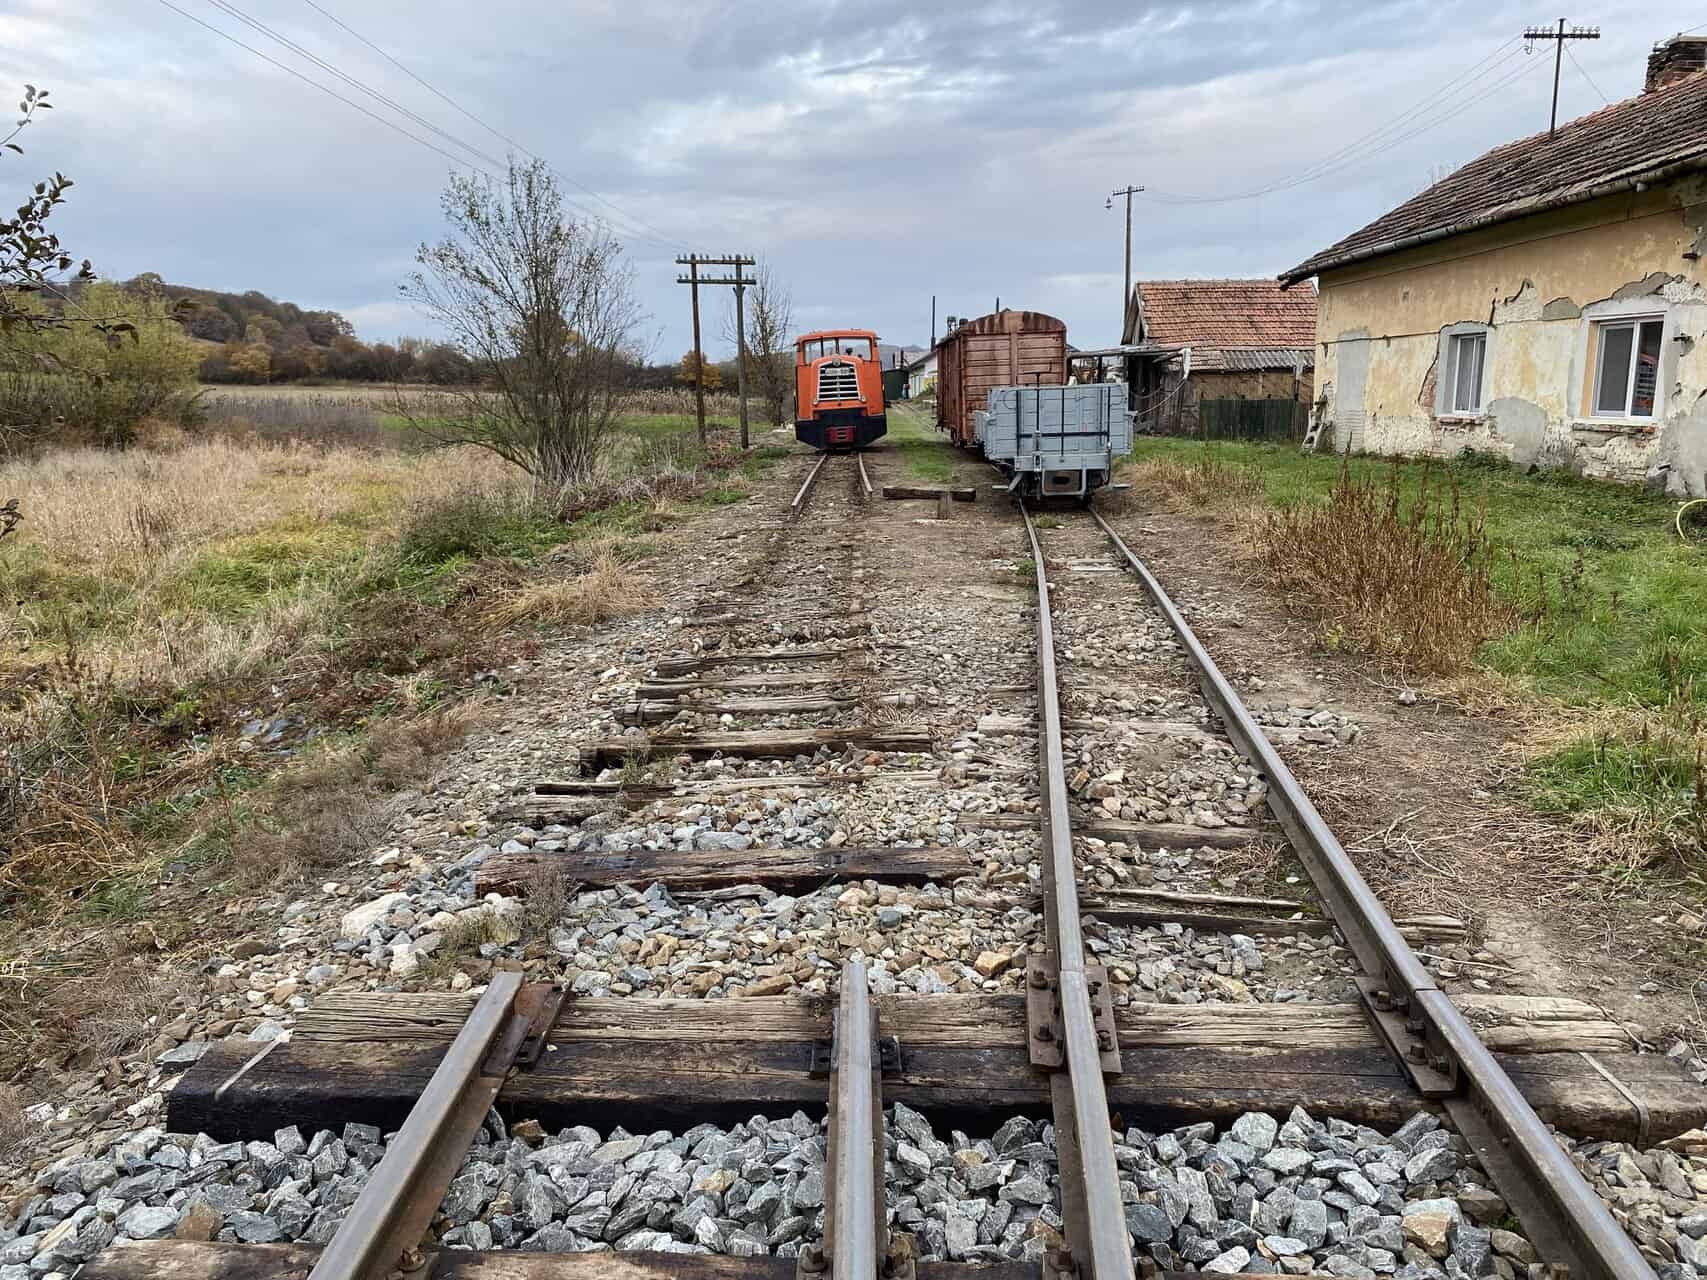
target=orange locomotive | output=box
[794,329,887,450]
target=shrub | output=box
[0,282,202,450]
[1254,458,1511,674]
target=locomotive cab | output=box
[794,329,887,450]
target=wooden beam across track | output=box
[651,645,851,677]
[80,1240,1037,1279]
[580,727,932,768]
[477,845,969,896]
[84,1240,1358,1279]
[474,844,1464,945]
[168,991,1707,1148]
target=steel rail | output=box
[308,971,524,1280]
[856,451,873,498]
[1088,509,1651,1280]
[1022,505,1136,1280]
[816,958,884,1278]
[791,453,831,516]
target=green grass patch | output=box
[1125,438,1707,860]
[885,406,953,485]
[1126,439,1707,708]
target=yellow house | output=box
[1280,34,1707,495]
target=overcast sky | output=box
[3,0,1699,359]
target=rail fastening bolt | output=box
[1096,1030,1113,1052]
[1030,969,1051,989]
[798,1244,829,1273]
[1035,1024,1055,1043]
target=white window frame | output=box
[1435,322,1492,419]
[1588,314,1665,421]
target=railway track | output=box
[79,446,1705,1280]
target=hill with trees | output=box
[62,274,478,384]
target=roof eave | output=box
[1277,153,1707,286]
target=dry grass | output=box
[1253,459,1511,675]
[223,703,489,889]
[1120,451,1267,510]
[0,1085,26,1165]
[0,437,522,687]
[0,957,192,1074]
[489,549,654,628]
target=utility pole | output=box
[732,259,749,450]
[1523,19,1600,137]
[675,253,756,448]
[1107,184,1144,330]
[930,295,936,345]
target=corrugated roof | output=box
[1129,280,1318,349]
[1282,67,1707,282]
[1219,347,1314,371]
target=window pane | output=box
[1631,320,1662,417]
[1595,324,1634,415]
[1442,338,1459,412]
[1452,334,1484,412]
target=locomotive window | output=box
[799,337,874,361]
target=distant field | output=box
[198,384,748,452]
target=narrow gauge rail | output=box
[82,458,1698,1280]
[1026,504,1653,1280]
[790,449,872,519]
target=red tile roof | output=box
[1130,279,1318,349]
[1281,68,1707,283]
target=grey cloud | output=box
[1,0,1692,356]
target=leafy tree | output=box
[676,350,722,393]
[402,157,642,504]
[226,341,271,384]
[0,86,94,343]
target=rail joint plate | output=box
[1356,973,1456,1098]
[1027,958,1120,1075]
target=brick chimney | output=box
[1647,34,1707,92]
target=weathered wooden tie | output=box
[477,845,969,896]
[652,645,850,677]
[168,991,1707,1148]
[580,726,932,768]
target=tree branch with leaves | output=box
[401,158,644,507]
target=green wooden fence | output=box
[1199,398,1307,442]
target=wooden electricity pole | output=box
[1107,184,1144,330]
[733,260,749,450]
[675,253,756,448]
[1523,19,1600,137]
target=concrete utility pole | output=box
[1107,185,1144,330]
[675,253,756,447]
[1523,19,1600,137]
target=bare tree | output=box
[724,263,794,427]
[402,158,642,504]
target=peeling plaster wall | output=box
[1314,179,1707,494]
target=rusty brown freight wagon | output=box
[935,309,1067,447]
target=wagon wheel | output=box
[1677,498,1707,544]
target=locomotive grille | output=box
[816,361,860,402]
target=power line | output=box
[202,0,507,170]
[1564,43,1610,105]
[1143,36,1527,205]
[206,0,680,252]
[293,0,689,252]
[153,0,500,177]
[154,0,685,254]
